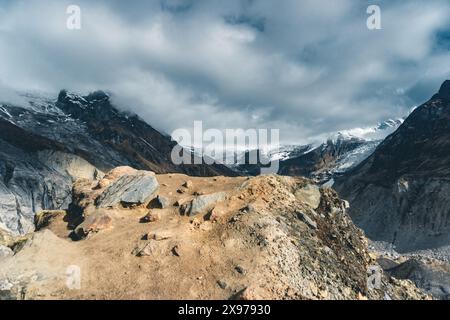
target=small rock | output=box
[180,202,192,215]
[209,207,225,222]
[156,196,169,209]
[174,198,187,207]
[297,212,318,230]
[235,265,246,275]
[295,184,321,209]
[342,200,350,209]
[189,192,227,216]
[75,211,113,239]
[190,217,202,228]
[368,252,378,261]
[149,231,173,241]
[172,245,182,257]
[182,181,193,189]
[0,278,14,291]
[140,211,161,223]
[0,245,13,258]
[135,240,159,257]
[217,280,228,289]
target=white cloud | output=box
[0,0,449,143]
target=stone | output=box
[189,192,227,216]
[75,211,113,238]
[136,240,166,257]
[149,231,173,241]
[235,265,246,275]
[190,217,202,228]
[156,196,169,209]
[180,202,192,216]
[209,207,225,222]
[34,210,65,231]
[174,198,189,207]
[0,245,13,258]
[172,245,182,257]
[368,252,378,261]
[96,171,159,208]
[295,184,321,209]
[0,228,13,248]
[217,280,227,289]
[182,180,193,189]
[140,211,161,223]
[342,200,350,209]
[297,212,318,230]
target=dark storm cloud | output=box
[0,0,449,144]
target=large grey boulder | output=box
[189,192,227,216]
[96,171,159,208]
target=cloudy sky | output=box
[0,0,449,144]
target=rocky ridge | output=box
[0,166,429,300]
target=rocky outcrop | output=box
[335,81,450,256]
[188,192,227,216]
[0,132,99,235]
[95,171,159,208]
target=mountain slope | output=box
[0,90,236,235]
[230,119,403,179]
[278,136,367,179]
[0,169,429,300]
[335,81,450,254]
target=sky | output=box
[0,0,449,145]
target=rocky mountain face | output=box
[278,136,367,180]
[335,81,450,255]
[380,256,450,300]
[0,167,429,300]
[277,120,404,183]
[232,119,403,180]
[0,91,235,235]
